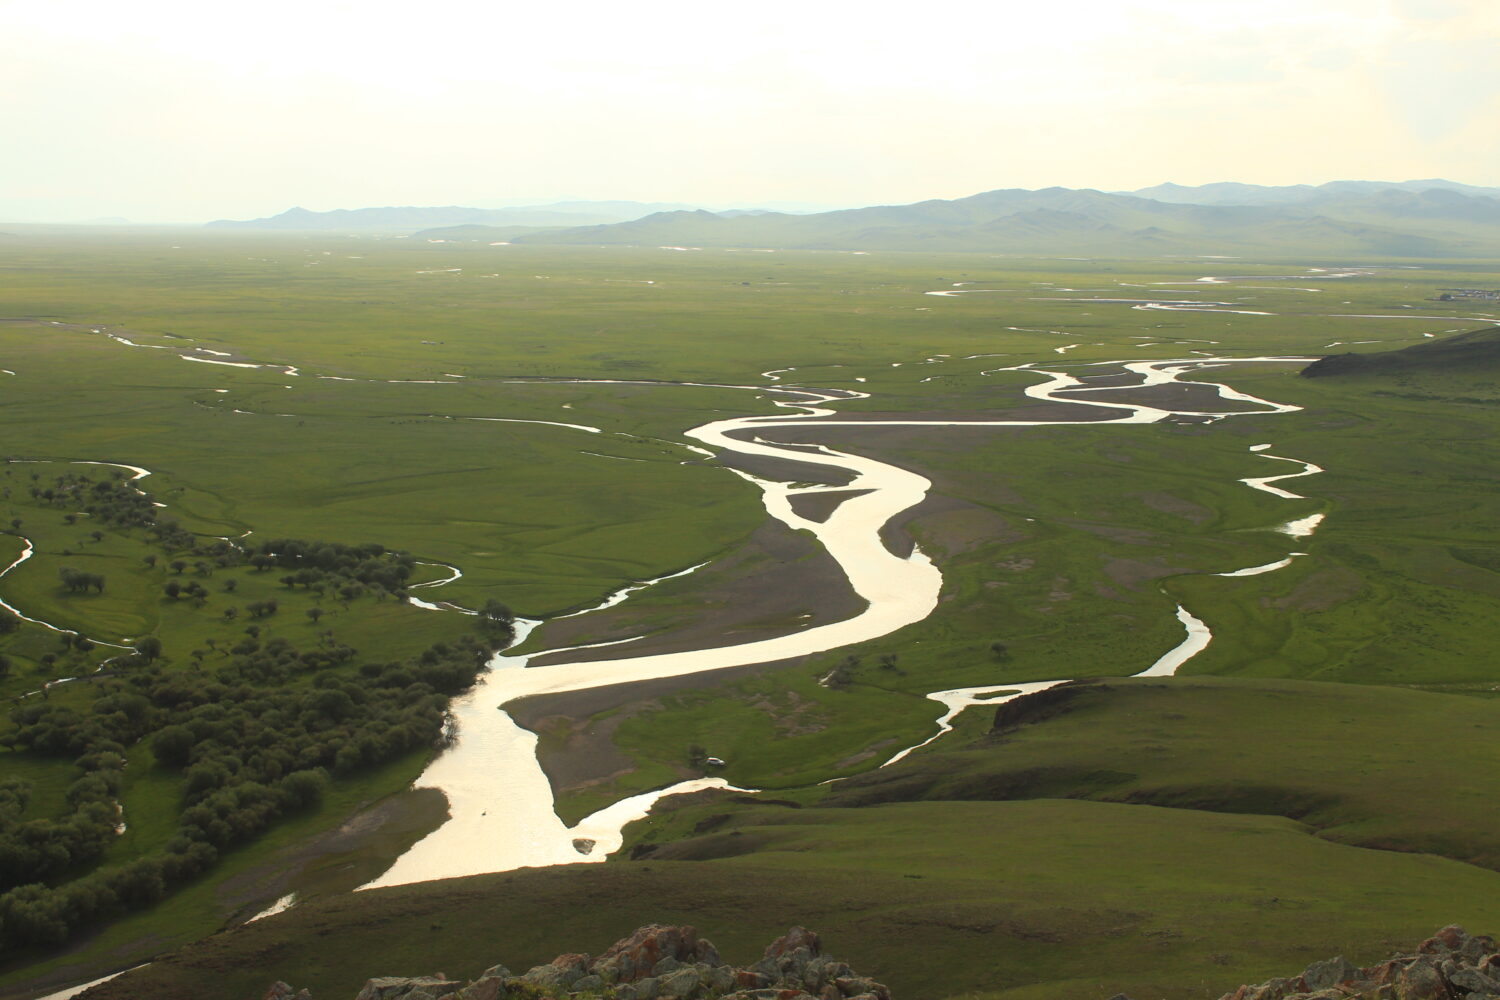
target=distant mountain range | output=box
[483,182,1500,256]
[206,201,697,231]
[1124,179,1500,206]
[209,180,1500,256]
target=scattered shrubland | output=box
[0,468,512,957]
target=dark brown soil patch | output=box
[805,401,1124,423]
[714,431,853,486]
[878,493,973,558]
[519,703,663,798]
[906,503,1027,560]
[523,520,862,665]
[1059,382,1254,413]
[216,787,450,922]
[787,489,873,523]
[1070,372,1141,387]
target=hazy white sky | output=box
[3,0,1497,222]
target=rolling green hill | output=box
[71,677,1500,1000]
[1303,326,1500,377]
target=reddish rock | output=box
[521,954,592,992]
[591,925,722,983]
[1418,925,1469,955]
[457,978,507,1000]
[1396,959,1449,999]
[766,928,822,960]
[269,925,885,1000]
[1361,958,1407,987]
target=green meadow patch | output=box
[2,232,1499,996]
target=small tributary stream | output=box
[11,350,1331,1000]
[364,355,1325,887]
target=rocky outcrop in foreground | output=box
[263,924,891,1000]
[1215,925,1500,1000]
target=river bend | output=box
[365,355,1320,887]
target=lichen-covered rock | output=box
[1215,926,1500,1000]
[658,968,702,999]
[1449,964,1500,995]
[455,977,506,1000]
[833,977,888,1000]
[269,925,884,1000]
[750,926,827,988]
[590,924,722,985]
[1396,958,1449,1000]
[355,977,464,1000]
[1301,956,1359,992]
[522,954,591,993]
[263,985,313,1000]
[705,965,737,993]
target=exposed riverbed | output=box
[364,355,1323,888]
[3,331,1326,899]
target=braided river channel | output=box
[363,355,1323,888]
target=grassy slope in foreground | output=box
[77,798,1500,1000]
[75,676,1500,1000]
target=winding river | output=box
[0,461,154,659]
[3,329,1326,897]
[363,354,1323,888]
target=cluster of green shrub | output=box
[0,630,502,952]
[0,470,517,955]
[0,762,121,894]
[56,568,106,594]
[251,538,418,598]
[22,471,157,532]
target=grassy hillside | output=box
[816,677,1500,867]
[70,677,1500,1000]
[3,233,1500,997]
[523,356,1500,821]
[1303,325,1500,376]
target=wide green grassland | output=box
[2,228,1499,999]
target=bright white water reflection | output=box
[366,355,1321,888]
